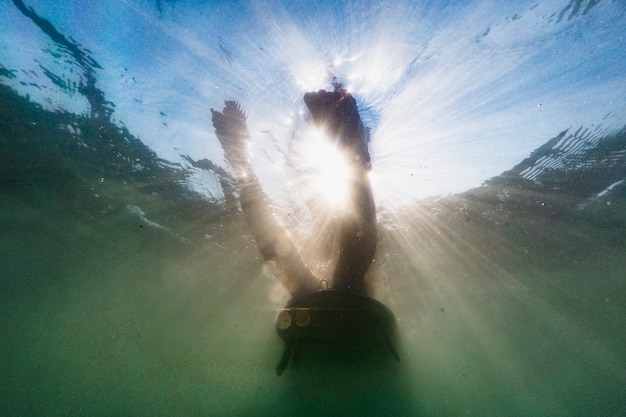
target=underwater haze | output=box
[1,0,625,416]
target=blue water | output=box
[1,1,625,416]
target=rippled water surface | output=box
[1,1,625,416]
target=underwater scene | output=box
[1,0,625,416]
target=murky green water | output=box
[1,133,624,415]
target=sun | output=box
[298,127,353,208]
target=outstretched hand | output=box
[303,89,371,169]
[211,101,250,175]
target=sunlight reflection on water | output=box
[3,0,625,206]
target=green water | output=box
[0,189,407,416]
[1,58,624,417]
[1,177,624,416]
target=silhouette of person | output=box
[211,87,376,296]
[211,86,397,374]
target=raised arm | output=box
[303,89,377,295]
[211,101,318,297]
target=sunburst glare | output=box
[297,126,354,209]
